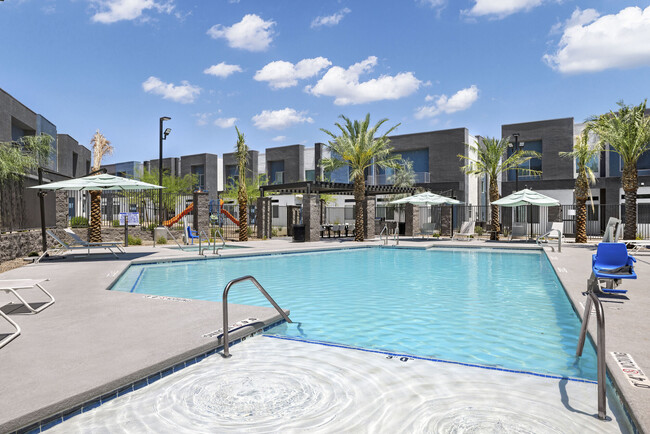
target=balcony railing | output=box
[366,172,430,185]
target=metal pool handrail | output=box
[221,275,292,358]
[163,226,184,250]
[380,224,389,245]
[576,286,607,420]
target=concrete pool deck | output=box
[0,237,648,432]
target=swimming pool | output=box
[112,247,597,381]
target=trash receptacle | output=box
[398,222,406,236]
[293,224,305,242]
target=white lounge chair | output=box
[64,228,125,253]
[452,221,475,241]
[536,222,564,251]
[0,279,54,349]
[509,222,528,241]
[37,230,123,262]
[419,222,437,238]
[0,279,54,314]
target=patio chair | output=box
[0,309,21,349]
[332,224,342,237]
[588,242,637,294]
[419,222,437,238]
[509,222,527,241]
[0,279,54,314]
[64,228,125,253]
[452,221,475,241]
[37,230,121,262]
[186,225,210,245]
[538,222,564,242]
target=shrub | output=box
[28,251,39,257]
[128,235,142,245]
[475,226,484,236]
[112,219,121,227]
[157,236,167,244]
[147,223,157,231]
[247,227,254,237]
[271,228,278,237]
[70,216,89,228]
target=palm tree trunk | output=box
[489,177,500,241]
[622,164,638,240]
[238,197,248,241]
[89,190,102,242]
[575,198,587,243]
[354,174,365,242]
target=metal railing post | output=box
[222,275,292,358]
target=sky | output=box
[1,0,649,165]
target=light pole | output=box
[159,116,171,226]
[509,133,523,192]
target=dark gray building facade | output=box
[222,150,259,188]
[265,144,305,184]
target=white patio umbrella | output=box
[492,189,560,239]
[389,191,462,205]
[30,174,165,250]
[29,173,164,191]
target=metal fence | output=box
[217,203,257,240]
[66,190,194,230]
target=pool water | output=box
[112,247,597,380]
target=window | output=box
[507,140,542,181]
[305,170,315,181]
[72,152,78,177]
[191,165,205,191]
[268,161,285,184]
[637,150,650,171]
[272,205,279,218]
[225,165,238,187]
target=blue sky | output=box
[1,0,649,165]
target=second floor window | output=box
[507,140,542,181]
[192,165,205,191]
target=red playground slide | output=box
[163,203,194,227]
[220,200,239,225]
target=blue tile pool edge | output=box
[12,319,287,434]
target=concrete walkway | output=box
[0,237,648,432]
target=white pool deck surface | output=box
[0,237,648,433]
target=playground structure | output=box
[164,199,239,228]
[162,203,194,227]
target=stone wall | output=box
[0,231,43,262]
[303,194,320,242]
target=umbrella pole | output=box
[38,168,48,253]
[529,203,533,241]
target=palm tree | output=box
[234,126,249,241]
[589,100,650,240]
[458,137,541,240]
[559,130,601,243]
[89,130,113,242]
[321,114,402,241]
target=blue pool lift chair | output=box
[589,242,637,294]
[187,225,200,244]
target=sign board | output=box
[119,212,139,226]
[567,209,576,216]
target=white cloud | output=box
[272,135,286,142]
[207,14,275,52]
[306,56,422,105]
[194,113,212,126]
[214,117,238,128]
[415,85,479,119]
[91,0,174,24]
[203,62,243,78]
[311,8,351,28]
[418,0,445,7]
[549,7,599,35]
[142,76,201,104]
[462,0,543,19]
[544,6,650,74]
[254,57,332,89]
[252,108,313,130]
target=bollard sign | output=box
[119,212,139,226]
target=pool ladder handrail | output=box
[576,285,607,420]
[221,275,292,358]
[198,229,212,256]
[161,226,184,250]
[380,224,399,246]
[535,228,562,252]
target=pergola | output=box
[259,180,417,197]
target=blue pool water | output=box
[112,247,597,380]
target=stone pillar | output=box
[55,191,69,229]
[405,203,420,236]
[363,197,376,239]
[193,192,209,234]
[256,197,272,239]
[303,194,320,242]
[441,205,452,237]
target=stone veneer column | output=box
[405,203,420,236]
[55,191,69,229]
[303,194,320,242]
[363,197,376,239]
[256,197,271,239]
[441,205,452,237]
[193,192,210,233]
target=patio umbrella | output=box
[492,189,560,239]
[30,174,165,250]
[389,191,462,205]
[29,173,164,191]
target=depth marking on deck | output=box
[549,256,559,260]
[611,352,650,389]
[143,295,191,302]
[556,267,568,273]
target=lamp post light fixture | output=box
[159,116,171,226]
[509,133,524,192]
